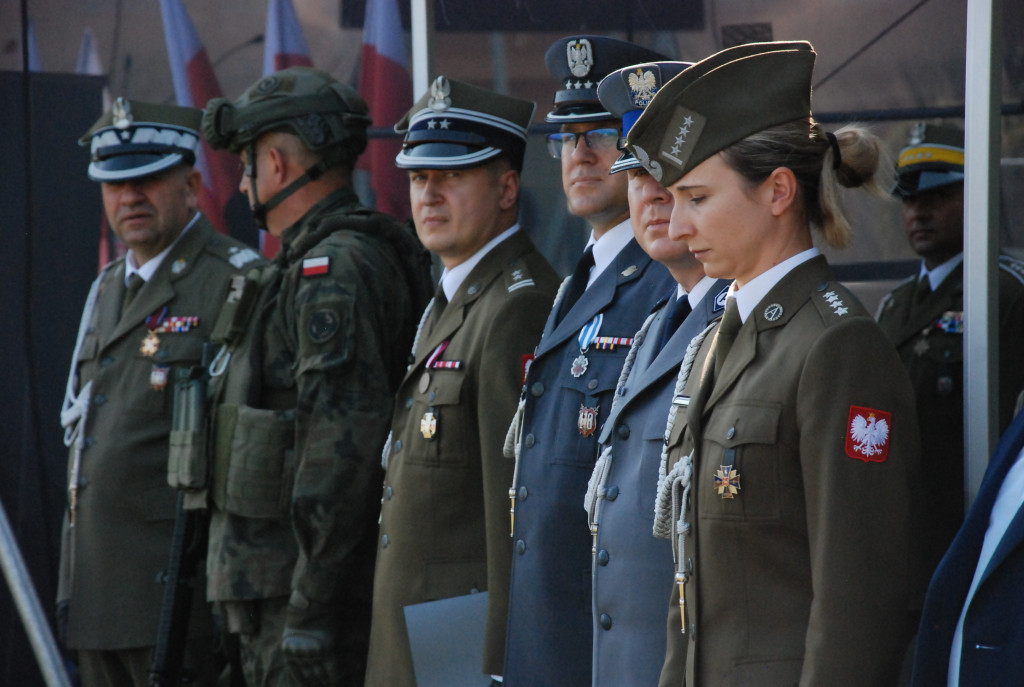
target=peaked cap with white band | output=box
[395,76,535,171]
[79,98,201,182]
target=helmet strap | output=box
[249,146,346,229]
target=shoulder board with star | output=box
[504,260,537,293]
[812,282,858,322]
[204,235,264,271]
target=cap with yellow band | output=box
[894,122,965,198]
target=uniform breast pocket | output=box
[130,333,205,417]
[556,361,620,467]
[407,371,466,467]
[700,401,781,521]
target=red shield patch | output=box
[521,354,535,385]
[845,406,892,462]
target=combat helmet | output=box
[203,67,371,226]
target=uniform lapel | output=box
[896,264,963,347]
[409,231,526,373]
[536,238,651,357]
[703,258,827,413]
[95,262,127,345]
[104,216,212,348]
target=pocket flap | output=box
[704,402,780,447]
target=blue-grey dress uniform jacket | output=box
[589,279,729,687]
[366,230,559,686]
[911,408,1024,687]
[876,257,1024,574]
[57,215,261,649]
[503,238,674,687]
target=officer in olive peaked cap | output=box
[365,75,559,687]
[59,97,262,687]
[878,121,1024,577]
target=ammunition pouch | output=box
[168,366,210,497]
[212,403,297,519]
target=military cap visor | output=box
[80,98,202,182]
[625,41,815,188]
[894,140,965,197]
[395,76,535,170]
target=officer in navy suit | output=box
[582,59,731,687]
[503,36,675,687]
[911,409,1024,686]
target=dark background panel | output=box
[0,70,106,686]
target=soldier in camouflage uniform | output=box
[201,67,432,686]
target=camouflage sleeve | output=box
[286,244,395,607]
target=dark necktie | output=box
[556,245,595,325]
[914,276,932,305]
[426,285,448,334]
[122,272,145,318]
[657,294,692,352]
[713,298,742,381]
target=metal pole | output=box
[0,499,72,687]
[410,0,434,98]
[963,0,1002,505]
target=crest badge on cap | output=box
[429,77,452,112]
[627,67,660,108]
[112,97,133,129]
[567,38,594,78]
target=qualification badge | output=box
[715,465,741,499]
[149,365,170,391]
[577,404,599,438]
[420,410,437,440]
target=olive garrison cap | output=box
[625,41,816,187]
[596,61,693,174]
[893,122,964,198]
[203,66,371,156]
[395,76,535,170]
[544,35,669,123]
[79,98,202,182]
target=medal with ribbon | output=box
[140,306,168,357]
[570,313,603,378]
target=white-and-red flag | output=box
[358,0,412,222]
[258,0,314,257]
[159,0,239,234]
[264,0,313,72]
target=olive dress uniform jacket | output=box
[910,409,1024,687]
[589,279,729,687]
[57,215,261,649]
[660,256,921,687]
[876,257,1024,573]
[365,230,559,686]
[503,237,674,687]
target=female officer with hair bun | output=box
[626,42,923,686]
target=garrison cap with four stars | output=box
[625,41,816,188]
[596,61,693,174]
[79,97,202,182]
[394,75,536,171]
[893,122,965,198]
[544,35,669,123]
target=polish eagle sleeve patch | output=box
[845,406,892,462]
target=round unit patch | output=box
[307,308,340,343]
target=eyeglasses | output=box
[545,128,621,159]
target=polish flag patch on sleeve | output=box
[845,406,892,462]
[303,256,330,277]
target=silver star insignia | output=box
[427,120,437,129]
[439,119,451,129]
